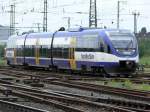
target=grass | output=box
[92,80,150,91]
[122,80,150,91]
[139,56,150,72]
[138,38,150,67]
[0,58,5,66]
[140,56,150,67]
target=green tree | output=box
[140,27,147,37]
[0,45,5,58]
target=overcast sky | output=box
[0,0,150,33]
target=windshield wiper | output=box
[126,40,133,49]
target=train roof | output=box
[12,28,132,39]
[32,27,130,33]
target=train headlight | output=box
[132,49,135,52]
[126,61,130,65]
[126,61,135,69]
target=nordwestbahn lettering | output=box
[81,54,94,59]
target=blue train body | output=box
[6,28,139,75]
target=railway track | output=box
[0,79,149,112]
[0,67,150,85]
[0,84,84,112]
[0,67,92,79]
[0,83,133,112]
[0,99,48,112]
[107,78,150,84]
[0,67,150,96]
[0,66,150,111]
[45,80,150,102]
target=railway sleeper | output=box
[0,97,18,102]
[23,78,40,84]
[2,89,12,97]
[30,83,44,87]
[0,99,47,112]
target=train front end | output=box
[106,30,139,75]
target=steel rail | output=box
[0,99,48,112]
[0,83,134,112]
[47,80,150,102]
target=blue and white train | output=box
[6,27,139,76]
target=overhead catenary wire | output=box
[0,0,149,32]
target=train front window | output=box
[108,31,137,55]
[110,34,136,49]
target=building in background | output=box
[0,25,10,45]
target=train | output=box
[5,27,139,76]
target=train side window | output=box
[45,47,48,57]
[54,48,57,58]
[32,45,35,56]
[53,47,60,58]
[43,47,47,57]
[40,46,42,57]
[16,45,22,56]
[76,34,99,52]
[24,46,29,56]
[62,48,69,59]
[52,48,56,58]
[24,45,35,57]
[21,45,24,56]
[52,47,69,59]
[47,47,51,58]
[56,48,62,58]
[39,45,49,57]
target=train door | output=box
[69,37,76,70]
[35,38,40,65]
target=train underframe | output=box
[6,57,138,77]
